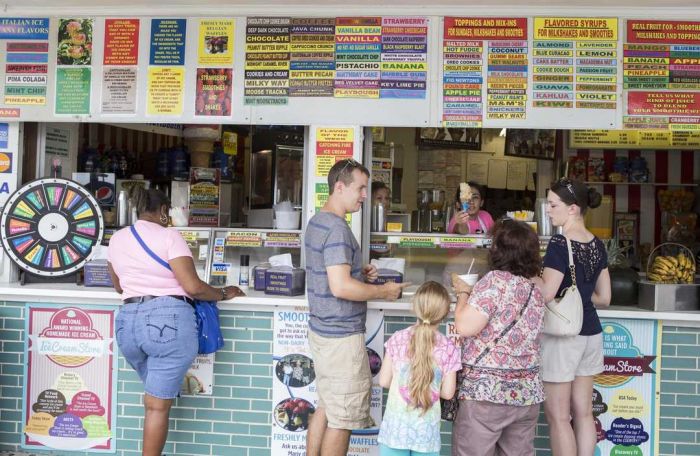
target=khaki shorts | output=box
[308,330,373,430]
[540,333,604,383]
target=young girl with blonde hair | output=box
[377,281,461,456]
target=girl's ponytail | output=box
[408,281,450,413]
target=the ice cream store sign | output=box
[22,305,117,452]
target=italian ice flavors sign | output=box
[22,304,117,452]
[593,319,661,456]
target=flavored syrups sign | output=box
[23,305,117,452]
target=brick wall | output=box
[2,303,700,456]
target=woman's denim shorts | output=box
[115,296,198,399]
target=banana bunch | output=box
[648,253,696,284]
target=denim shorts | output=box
[115,296,198,399]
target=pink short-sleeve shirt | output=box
[107,220,193,299]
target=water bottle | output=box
[117,190,129,227]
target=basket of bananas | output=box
[646,242,696,284]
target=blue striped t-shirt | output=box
[304,211,366,337]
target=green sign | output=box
[55,67,91,114]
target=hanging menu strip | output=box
[335,17,382,98]
[380,17,428,99]
[442,17,527,127]
[244,17,291,105]
[245,16,428,103]
[5,42,49,106]
[289,18,335,97]
[624,20,700,130]
[533,17,618,110]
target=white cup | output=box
[458,273,479,286]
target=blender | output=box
[429,190,446,233]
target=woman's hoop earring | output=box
[160,213,168,225]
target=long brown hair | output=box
[409,281,450,413]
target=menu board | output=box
[22,305,117,452]
[571,129,700,148]
[54,18,93,115]
[624,19,700,130]
[532,17,618,111]
[245,16,428,105]
[101,19,139,114]
[442,17,528,127]
[188,167,220,226]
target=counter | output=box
[2,283,700,325]
[1,285,699,455]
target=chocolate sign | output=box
[32,389,67,417]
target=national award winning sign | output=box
[22,304,117,452]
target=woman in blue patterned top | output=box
[537,178,611,456]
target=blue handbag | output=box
[130,226,224,354]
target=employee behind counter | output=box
[446,182,494,235]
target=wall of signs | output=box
[3,15,700,129]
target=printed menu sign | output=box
[149,19,186,66]
[624,19,700,130]
[442,17,528,127]
[22,305,117,452]
[103,19,139,66]
[146,67,184,115]
[594,319,661,456]
[188,167,220,226]
[101,67,137,114]
[533,17,618,110]
[245,16,429,104]
[244,17,291,105]
[271,308,383,456]
[195,68,232,116]
[315,127,353,177]
[198,19,234,66]
[5,42,49,106]
[289,18,335,97]
[0,18,49,40]
[55,68,91,114]
[380,17,428,99]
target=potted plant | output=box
[604,239,639,306]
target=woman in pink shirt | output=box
[107,187,243,456]
[446,182,494,235]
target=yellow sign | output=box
[223,131,238,155]
[198,19,235,65]
[534,17,617,41]
[147,67,184,115]
[316,127,354,143]
[570,129,700,149]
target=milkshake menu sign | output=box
[22,304,117,452]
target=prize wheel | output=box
[0,178,104,277]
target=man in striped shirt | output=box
[305,158,407,456]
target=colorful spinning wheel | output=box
[0,178,104,277]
